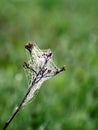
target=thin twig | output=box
[2,42,65,130]
[2,54,51,130]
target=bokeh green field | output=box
[0,0,98,130]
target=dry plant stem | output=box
[2,42,65,130]
[2,60,48,130]
[2,78,36,130]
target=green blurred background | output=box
[0,0,98,130]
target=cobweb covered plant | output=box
[2,41,66,130]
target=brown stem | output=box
[2,77,37,130]
[2,54,50,130]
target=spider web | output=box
[23,43,59,106]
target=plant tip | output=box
[25,41,34,53]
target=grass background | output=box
[0,0,98,130]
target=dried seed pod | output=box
[48,69,52,73]
[60,65,66,72]
[25,41,34,53]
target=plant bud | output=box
[25,41,34,53]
